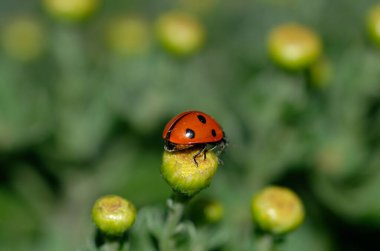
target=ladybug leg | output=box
[203,141,223,160]
[193,155,199,167]
[208,143,218,152]
[193,145,207,167]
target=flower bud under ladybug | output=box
[162,111,227,166]
[251,186,305,235]
[268,23,322,70]
[92,195,136,237]
[161,148,219,197]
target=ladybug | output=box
[162,111,227,165]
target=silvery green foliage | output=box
[0,0,379,250]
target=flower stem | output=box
[98,242,126,251]
[254,233,281,251]
[94,230,129,251]
[159,193,190,251]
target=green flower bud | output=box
[189,198,224,224]
[204,200,223,223]
[268,23,322,71]
[314,135,364,181]
[43,0,99,22]
[367,5,380,47]
[105,16,151,57]
[92,195,136,237]
[2,17,46,62]
[156,11,205,56]
[251,186,305,235]
[161,148,219,197]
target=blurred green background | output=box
[0,0,380,250]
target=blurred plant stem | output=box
[94,230,130,251]
[98,241,128,251]
[254,233,280,251]
[159,193,191,251]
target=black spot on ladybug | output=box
[186,128,195,139]
[211,129,216,137]
[197,115,206,124]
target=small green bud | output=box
[92,195,136,237]
[204,200,223,224]
[2,17,46,62]
[251,186,305,235]
[105,16,151,56]
[43,0,99,22]
[367,5,380,47]
[314,135,363,181]
[161,149,219,197]
[189,198,224,224]
[155,11,205,56]
[268,23,322,70]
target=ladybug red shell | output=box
[162,111,227,165]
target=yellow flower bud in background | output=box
[161,149,219,197]
[204,200,223,223]
[314,135,363,181]
[105,16,151,57]
[92,195,136,237]
[1,16,46,62]
[268,23,322,71]
[367,5,380,47]
[251,186,305,235]
[189,198,224,224]
[42,0,100,22]
[156,11,205,56]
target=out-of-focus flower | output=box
[367,5,380,47]
[251,186,305,235]
[156,11,205,56]
[105,16,151,56]
[314,135,364,181]
[42,0,100,22]
[189,198,224,224]
[1,16,46,62]
[268,23,322,70]
[92,195,136,237]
